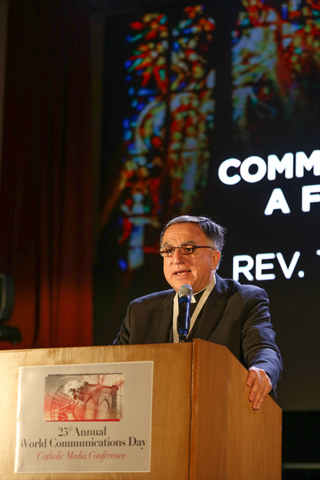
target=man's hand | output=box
[246,367,272,410]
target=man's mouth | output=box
[174,270,191,276]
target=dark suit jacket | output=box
[114,274,283,391]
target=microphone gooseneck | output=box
[177,284,193,343]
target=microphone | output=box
[177,284,193,343]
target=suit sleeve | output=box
[113,303,132,345]
[241,287,283,395]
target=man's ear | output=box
[212,250,221,271]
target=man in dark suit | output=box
[114,215,282,410]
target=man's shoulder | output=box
[216,274,268,300]
[130,289,174,306]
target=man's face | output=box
[162,222,221,293]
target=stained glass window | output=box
[101,5,216,271]
[232,0,320,148]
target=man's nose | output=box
[172,248,185,262]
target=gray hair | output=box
[160,215,226,261]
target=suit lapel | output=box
[153,290,175,343]
[189,274,230,341]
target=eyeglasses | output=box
[159,245,215,257]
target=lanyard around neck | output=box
[173,276,216,343]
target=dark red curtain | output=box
[0,0,93,349]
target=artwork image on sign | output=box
[43,374,124,422]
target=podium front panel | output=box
[0,343,193,480]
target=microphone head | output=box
[178,284,193,299]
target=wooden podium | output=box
[0,340,281,480]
